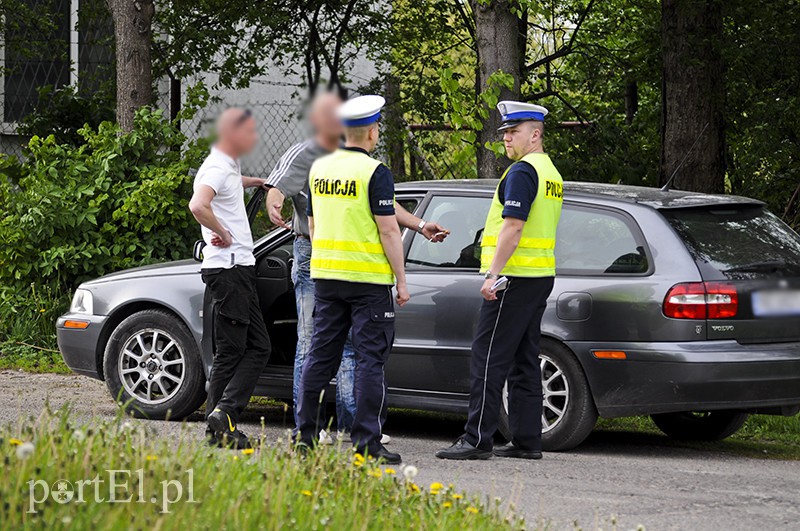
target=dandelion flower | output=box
[367,469,383,478]
[16,442,34,460]
[429,482,444,495]
[384,468,397,475]
[39,309,46,313]
[9,438,23,446]
[403,465,418,481]
[408,483,421,493]
[232,455,239,461]
[241,448,255,455]
[443,501,452,508]
[145,455,158,461]
[301,490,313,497]
[452,493,463,500]
[466,507,479,514]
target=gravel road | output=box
[2,370,800,530]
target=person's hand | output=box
[395,282,410,307]
[210,230,233,248]
[267,200,291,229]
[480,278,499,301]
[243,176,268,189]
[420,222,450,243]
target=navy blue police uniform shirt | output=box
[307,147,396,217]
[498,160,539,220]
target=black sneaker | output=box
[493,442,542,460]
[435,437,492,460]
[357,444,402,465]
[207,408,251,450]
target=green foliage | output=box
[17,85,115,147]
[435,69,517,179]
[0,283,68,371]
[598,414,800,460]
[725,0,800,229]
[0,92,211,355]
[0,107,207,296]
[1,407,523,528]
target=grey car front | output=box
[57,181,800,450]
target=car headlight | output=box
[70,289,94,315]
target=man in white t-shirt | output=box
[189,108,271,449]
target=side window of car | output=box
[406,195,491,269]
[397,198,420,216]
[556,205,649,275]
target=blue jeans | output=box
[292,237,356,432]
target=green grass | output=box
[0,342,69,373]
[597,414,800,459]
[1,406,524,529]
[0,283,69,373]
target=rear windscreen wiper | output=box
[724,260,795,273]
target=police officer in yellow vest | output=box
[296,95,407,464]
[437,101,563,460]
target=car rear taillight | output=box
[663,282,738,319]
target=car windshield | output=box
[663,205,800,279]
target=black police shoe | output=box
[357,445,402,465]
[207,408,251,450]
[435,437,492,460]
[492,442,542,460]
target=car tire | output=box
[651,410,749,441]
[103,309,206,420]
[498,340,598,451]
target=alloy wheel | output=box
[118,328,185,405]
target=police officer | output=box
[296,95,407,464]
[189,108,272,449]
[436,101,563,460]
[266,93,447,444]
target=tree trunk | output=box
[660,0,725,193]
[384,75,406,180]
[472,0,522,179]
[108,0,155,132]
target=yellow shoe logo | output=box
[214,408,235,432]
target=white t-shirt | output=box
[193,147,255,269]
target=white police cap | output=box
[338,95,386,127]
[497,101,549,131]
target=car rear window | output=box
[663,206,800,279]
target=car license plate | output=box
[752,289,800,317]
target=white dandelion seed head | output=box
[16,442,35,460]
[71,429,85,442]
[403,465,418,480]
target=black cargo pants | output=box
[464,276,555,452]
[296,279,395,454]
[201,265,271,423]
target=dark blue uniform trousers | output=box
[464,276,554,452]
[297,279,395,453]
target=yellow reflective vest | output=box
[480,152,563,277]
[308,149,394,285]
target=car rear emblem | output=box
[695,325,703,334]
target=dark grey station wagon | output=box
[57,181,800,450]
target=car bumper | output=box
[567,340,800,418]
[56,313,108,379]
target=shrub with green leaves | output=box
[0,95,210,355]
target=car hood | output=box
[83,259,201,285]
